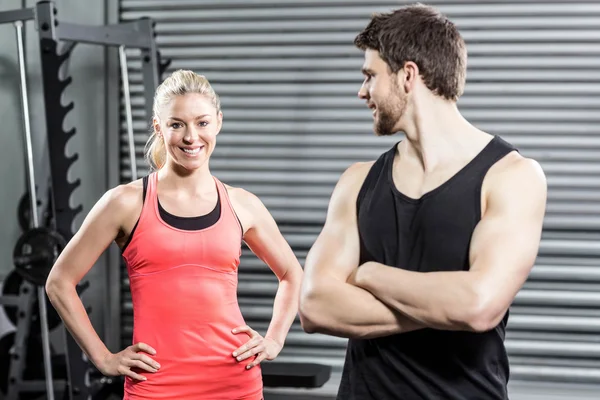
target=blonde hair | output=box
[144,69,221,170]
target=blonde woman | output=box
[45,69,303,399]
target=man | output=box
[299,4,547,400]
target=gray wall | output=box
[120,1,600,399]
[0,0,118,350]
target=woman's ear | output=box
[216,111,224,135]
[152,117,162,137]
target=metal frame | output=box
[0,1,163,399]
[1,278,68,400]
[104,0,123,357]
[0,8,34,25]
[36,2,160,399]
[0,6,56,400]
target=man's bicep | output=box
[305,215,361,282]
[469,157,547,313]
[304,162,372,282]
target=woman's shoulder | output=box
[102,178,145,214]
[222,182,264,211]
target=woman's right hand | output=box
[99,342,160,381]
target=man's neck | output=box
[399,99,491,172]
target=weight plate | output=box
[13,227,66,287]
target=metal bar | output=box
[0,7,34,25]
[57,21,153,48]
[105,0,124,354]
[37,4,91,399]
[15,18,55,400]
[119,45,137,180]
[138,18,159,128]
[141,48,158,130]
[0,295,22,306]
[15,380,67,391]
[15,21,37,229]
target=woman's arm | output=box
[228,187,304,369]
[45,183,160,380]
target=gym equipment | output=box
[36,2,163,396]
[0,332,45,400]
[2,270,62,334]
[119,45,137,181]
[0,1,166,399]
[13,227,66,287]
[14,10,56,399]
[17,189,55,233]
[262,362,331,388]
[0,272,67,400]
[17,193,40,234]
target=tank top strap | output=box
[132,172,158,229]
[144,171,160,219]
[483,135,518,161]
[213,177,243,238]
[465,135,518,184]
[357,143,398,212]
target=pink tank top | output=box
[122,172,263,399]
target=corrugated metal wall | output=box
[118,0,600,387]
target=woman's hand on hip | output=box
[232,325,282,369]
[99,342,160,381]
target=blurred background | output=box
[1,0,600,399]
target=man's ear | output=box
[399,61,419,94]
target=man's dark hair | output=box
[354,4,467,101]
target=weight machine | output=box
[0,1,168,399]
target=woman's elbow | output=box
[44,270,72,301]
[45,276,60,301]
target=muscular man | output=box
[299,5,547,400]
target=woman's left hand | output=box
[231,325,283,369]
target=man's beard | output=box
[374,89,407,137]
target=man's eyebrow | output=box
[361,68,375,76]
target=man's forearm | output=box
[353,262,481,330]
[299,277,424,339]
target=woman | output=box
[45,69,304,399]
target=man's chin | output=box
[374,125,399,137]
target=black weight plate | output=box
[1,270,62,333]
[17,193,32,233]
[13,227,66,287]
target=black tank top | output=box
[337,135,517,400]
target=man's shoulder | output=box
[486,151,547,200]
[344,160,377,179]
[336,160,378,194]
